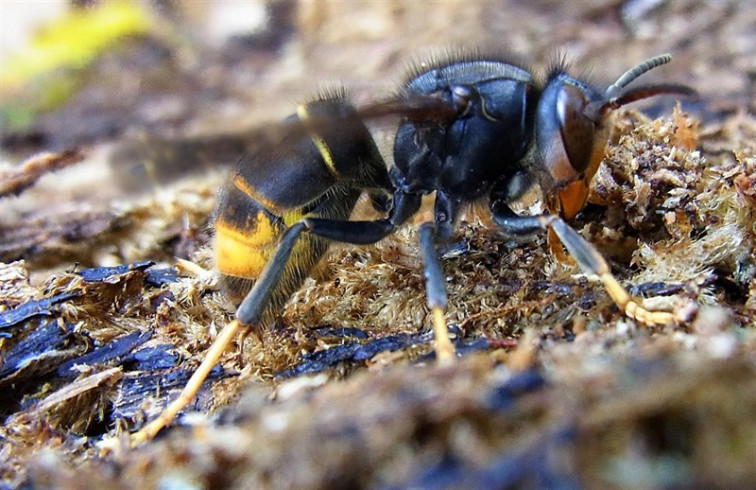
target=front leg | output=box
[490,202,690,326]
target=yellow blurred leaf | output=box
[1,1,151,91]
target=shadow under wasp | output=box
[128,52,696,444]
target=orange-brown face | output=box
[536,79,608,220]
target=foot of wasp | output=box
[491,204,691,326]
[544,216,693,325]
[128,318,249,445]
[431,307,455,363]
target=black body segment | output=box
[233,135,337,210]
[393,60,539,199]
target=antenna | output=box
[605,53,672,100]
[584,54,692,121]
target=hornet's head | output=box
[534,54,696,219]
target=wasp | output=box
[129,53,695,443]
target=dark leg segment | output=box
[302,190,421,244]
[236,222,307,325]
[419,223,447,311]
[419,222,456,362]
[490,201,683,326]
[235,217,392,325]
[433,191,461,240]
[491,202,545,235]
[303,218,395,244]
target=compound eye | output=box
[557,84,596,174]
[537,81,606,221]
[451,84,475,116]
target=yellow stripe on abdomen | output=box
[232,175,282,214]
[296,104,339,177]
[215,213,278,279]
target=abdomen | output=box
[214,178,361,326]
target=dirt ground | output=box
[1,1,755,488]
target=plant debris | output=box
[0,150,85,199]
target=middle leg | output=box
[418,222,456,363]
